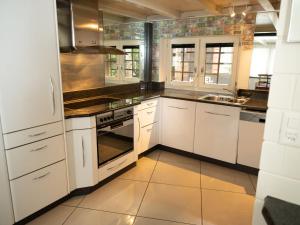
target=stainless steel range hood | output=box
[56,0,126,55]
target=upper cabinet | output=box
[0,0,63,133]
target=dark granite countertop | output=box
[262,196,300,225]
[64,88,268,119]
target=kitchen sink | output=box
[199,94,249,105]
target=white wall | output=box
[0,121,14,225]
[237,48,253,89]
[253,1,300,224]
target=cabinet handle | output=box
[33,172,50,181]
[168,106,187,110]
[147,102,154,106]
[50,76,56,115]
[205,111,230,117]
[107,159,127,171]
[30,145,48,152]
[147,128,152,132]
[81,136,86,168]
[137,117,141,141]
[146,111,154,114]
[29,131,46,138]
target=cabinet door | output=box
[194,103,240,163]
[237,121,265,168]
[161,98,196,152]
[139,122,159,154]
[0,0,63,133]
[69,129,98,189]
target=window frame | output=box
[164,36,239,91]
[199,36,239,90]
[104,40,144,83]
[167,38,200,87]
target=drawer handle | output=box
[137,117,141,141]
[146,111,154,114]
[147,129,152,132]
[147,102,154,106]
[33,172,50,181]
[107,159,127,171]
[29,131,47,138]
[30,145,48,152]
[205,111,230,117]
[168,106,187,110]
[81,136,86,168]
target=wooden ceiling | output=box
[99,0,281,22]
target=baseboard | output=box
[157,144,259,175]
[14,162,136,225]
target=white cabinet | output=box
[10,161,68,222]
[161,98,196,152]
[134,98,160,155]
[0,0,63,134]
[194,103,240,163]
[66,117,98,191]
[237,111,265,168]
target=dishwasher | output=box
[237,110,266,169]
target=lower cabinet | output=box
[135,122,159,155]
[194,103,240,163]
[161,98,196,152]
[10,160,68,222]
[66,125,98,191]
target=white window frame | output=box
[104,40,144,84]
[166,37,200,88]
[163,35,240,91]
[199,36,240,90]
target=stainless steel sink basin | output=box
[199,94,249,105]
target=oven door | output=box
[97,119,133,166]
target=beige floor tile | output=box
[202,189,255,225]
[64,208,135,225]
[201,162,255,195]
[62,195,85,207]
[159,151,200,166]
[150,161,200,187]
[144,150,161,161]
[79,179,148,215]
[249,175,258,191]
[119,157,157,182]
[134,217,190,225]
[26,206,74,225]
[138,183,202,225]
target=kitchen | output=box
[1,0,300,225]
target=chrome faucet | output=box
[223,88,238,99]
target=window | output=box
[123,45,140,79]
[171,44,195,82]
[204,43,234,85]
[105,46,117,77]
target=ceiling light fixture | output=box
[242,5,250,17]
[230,0,236,18]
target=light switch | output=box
[280,112,300,147]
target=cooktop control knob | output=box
[127,110,132,114]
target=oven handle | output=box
[98,119,133,132]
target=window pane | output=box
[172,71,182,81]
[183,62,194,73]
[218,74,231,85]
[110,55,117,61]
[206,53,220,64]
[125,70,132,78]
[184,52,195,61]
[132,53,139,61]
[125,54,132,61]
[183,73,194,82]
[205,64,219,74]
[220,53,233,64]
[219,64,232,74]
[222,47,233,53]
[125,61,132,70]
[111,62,117,70]
[205,75,218,84]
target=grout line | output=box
[148,181,201,189]
[133,150,161,224]
[201,187,255,196]
[136,215,197,225]
[62,206,77,225]
[200,160,204,225]
[75,205,136,217]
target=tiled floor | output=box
[27,150,257,225]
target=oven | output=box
[96,107,134,167]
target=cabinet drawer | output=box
[3,121,63,149]
[6,135,66,180]
[98,151,137,182]
[139,106,159,127]
[136,98,159,111]
[10,160,68,222]
[65,117,96,131]
[139,122,159,154]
